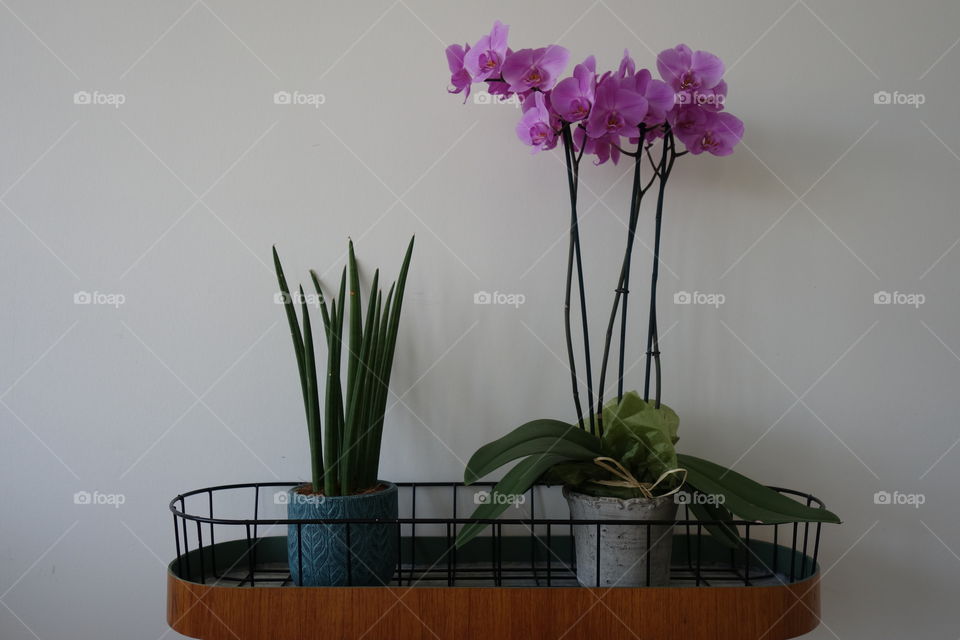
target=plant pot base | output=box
[563,486,678,587]
[286,481,398,587]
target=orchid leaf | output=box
[456,454,567,548]
[539,460,609,486]
[679,454,841,524]
[464,419,604,484]
[686,500,742,549]
[464,437,600,485]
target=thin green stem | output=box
[643,129,677,407]
[597,126,646,432]
[560,124,587,431]
[561,125,596,434]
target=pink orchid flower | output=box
[683,79,727,111]
[585,77,648,139]
[516,92,558,153]
[463,21,509,83]
[551,56,597,122]
[574,127,621,166]
[631,69,676,125]
[656,44,725,103]
[502,46,571,93]
[445,43,472,101]
[674,109,744,156]
[613,51,674,125]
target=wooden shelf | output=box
[167,536,821,640]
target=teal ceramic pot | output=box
[286,481,399,586]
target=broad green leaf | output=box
[686,500,742,550]
[464,419,603,484]
[464,436,600,484]
[679,454,841,524]
[456,454,567,548]
[539,460,608,486]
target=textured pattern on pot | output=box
[287,482,398,586]
[564,487,678,587]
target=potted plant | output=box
[446,23,839,587]
[273,237,414,586]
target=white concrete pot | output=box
[563,486,677,587]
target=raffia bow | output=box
[590,456,687,499]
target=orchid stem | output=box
[597,126,646,433]
[561,124,596,433]
[560,125,587,431]
[643,128,676,407]
[616,125,648,401]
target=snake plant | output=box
[273,237,414,496]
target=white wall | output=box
[1,1,958,638]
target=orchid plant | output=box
[446,22,839,547]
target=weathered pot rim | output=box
[562,484,676,509]
[288,480,398,504]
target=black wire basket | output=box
[169,481,826,589]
